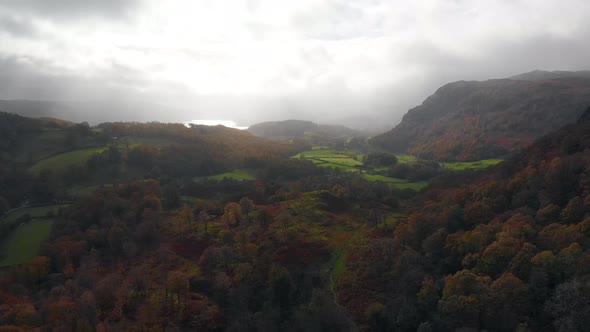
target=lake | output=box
[184,119,248,130]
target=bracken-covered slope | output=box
[370,72,590,161]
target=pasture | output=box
[30,147,108,174]
[395,154,418,164]
[0,220,53,266]
[443,159,503,170]
[292,148,362,172]
[293,147,429,190]
[361,174,428,190]
[208,169,255,181]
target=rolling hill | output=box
[370,71,590,161]
[0,99,187,125]
[248,119,358,139]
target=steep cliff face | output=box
[370,75,590,161]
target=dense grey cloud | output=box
[0,0,589,128]
[0,14,37,37]
[0,0,139,21]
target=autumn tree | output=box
[365,302,387,331]
[476,236,522,277]
[239,197,254,222]
[484,273,529,330]
[167,271,189,312]
[509,242,538,281]
[25,256,50,284]
[439,270,491,330]
[46,296,78,330]
[417,275,440,314]
[545,278,590,331]
[198,210,210,235]
[535,203,560,225]
[257,208,274,228]
[560,196,584,223]
[176,204,193,233]
[222,202,242,227]
[463,200,493,227]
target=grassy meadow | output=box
[292,148,362,171]
[30,147,108,174]
[208,169,255,181]
[0,220,53,266]
[443,159,503,170]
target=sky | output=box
[0,0,589,128]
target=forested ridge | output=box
[338,108,590,330]
[0,107,588,331]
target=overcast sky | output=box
[0,0,589,127]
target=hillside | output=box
[370,72,590,161]
[0,111,298,212]
[248,119,358,139]
[0,99,186,124]
[338,108,590,330]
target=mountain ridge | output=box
[370,72,590,161]
[509,69,590,81]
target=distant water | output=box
[183,120,248,130]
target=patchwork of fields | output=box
[292,148,429,190]
[292,147,502,191]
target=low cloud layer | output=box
[0,0,589,127]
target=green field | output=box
[362,174,406,182]
[0,220,53,266]
[292,148,352,159]
[391,181,429,190]
[320,157,363,166]
[443,159,503,170]
[208,169,255,181]
[293,148,428,190]
[320,162,358,170]
[395,154,418,164]
[294,148,418,170]
[292,148,361,171]
[30,147,108,174]
[361,174,428,190]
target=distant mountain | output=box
[248,119,358,139]
[0,99,187,125]
[370,73,590,161]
